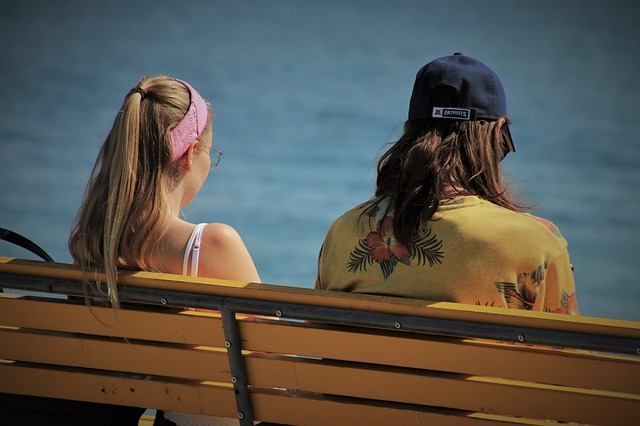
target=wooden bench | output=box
[0,256,638,425]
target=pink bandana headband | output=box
[170,79,208,161]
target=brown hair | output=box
[69,76,213,306]
[366,117,524,245]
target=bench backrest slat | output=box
[0,296,226,346]
[245,354,638,425]
[0,327,231,382]
[0,361,238,418]
[239,318,639,394]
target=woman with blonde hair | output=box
[316,53,578,315]
[69,76,260,425]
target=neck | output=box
[443,183,466,197]
[165,165,192,217]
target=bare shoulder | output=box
[198,223,261,282]
[204,222,244,242]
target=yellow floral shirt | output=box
[316,196,579,314]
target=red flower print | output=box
[348,216,443,279]
[365,216,411,263]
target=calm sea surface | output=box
[1,0,638,321]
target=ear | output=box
[493,117,506,141]
[183,141,200,171]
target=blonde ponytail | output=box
[69,76,211,307]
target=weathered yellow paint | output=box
[1,256,639,426]
[0,295,226,346]
[0,362,238,418]
[237,318,639,394]
[2,257,638,340]
[242,354,636,425]
[0,328,231,382]
[250,389,540,426]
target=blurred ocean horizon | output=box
[1,0,639,320]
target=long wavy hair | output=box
[69,76,213,307]
[366,116,524,246]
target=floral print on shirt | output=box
[347,215,444,279]
[549,291,580,315]
[495,263,547,310]
[495,262,579,314]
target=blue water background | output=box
[1,0,638,321]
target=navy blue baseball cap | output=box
[408,53,515,153]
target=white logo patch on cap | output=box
[432,107,476,120]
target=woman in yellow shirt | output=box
[316,53,578,315]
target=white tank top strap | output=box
[182,223,207,277]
